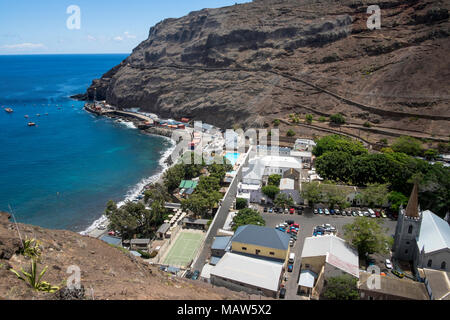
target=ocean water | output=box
[0,54,173,232]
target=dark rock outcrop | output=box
[83,0,450,136]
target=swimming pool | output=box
[224,152,240,166]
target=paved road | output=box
[258,207,397,300]
[191,153,248,271]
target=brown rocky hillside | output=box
[0,212,255,300]
[80,0,450,142]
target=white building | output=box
[209,252,284,298]
[242,155,302,185]
[294,139,316,152]
[393,183,450,272]
[299,235,359,297]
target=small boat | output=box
[24,115,29,118]
[45,113,49,116]
[36,114,40,117]
[5,108,13,113]
[28,122,36,126]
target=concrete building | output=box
[156,223,171,239]
[242,155,302,185]
[210,252,284,298]
[358,272,429,300]
[294,139,316,152]
[182,218,209,230]
[393,183,450,272]
[231,225,291,263]
[300,235,359,298]
[211,236,232,258]
[419,268,450,300]
[130,238,151,252]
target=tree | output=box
[274,193,294,208]
[236,198,248,210]
[302,182,323,208]
[343,217,393,257]
[286,129,296,137]
[313,135,367,157]
[181,190,222,218]
[323,184,349,209]
[356,183,389,207]
[231,208,265,231]
[322,275,359,300]
[144,183,170,203]
[387,191,408,213]
[273,119,280,126]
[268,174,281,186]
[391,136,423,156]
[163,164,185,193]
[305,114,313,124]
[105,201,152,239]
[423,149,438,161]
[330,113,346,125]
[315,152,354,183]
[262,185,280,200]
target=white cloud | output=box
[124,32,136,39]
[1,43,46,50]
[87,35,96,41]
[113,36,124,41]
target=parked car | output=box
[288,264,293,272]
[286,220,294,225]
[385,259,393,269]
[191,270,200,280]
[269,207,273,213]
[279,208,284,214]
[289,240,294,247]
[375,211,381,218]
[264,207,268,212]
[318,208,324,214]
[324,208,330,215]
[330,209,335,215]
[392,269,405,278]
[358,211,364,217]
[279,287,286,299]
[381,211,387,218]
[293,223,300,228]
[335,209,340,215]
[290,234,297,241]
[108,231,115,236]
[364,211,370,217]
[346,210,352,216]
[289,208,295,214]
[185,271,193,279]
[314,209,318,214]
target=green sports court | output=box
[162,231,204,267]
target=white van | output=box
[288,253,295,264]
[368,208,375,215]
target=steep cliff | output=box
[83,0,450,138]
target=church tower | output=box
[393,183,423,262]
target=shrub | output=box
[330,113,346,125]
[273,119,280,126]
[149,251,158,258]
[363,121,372,128]
[236,198,248,210]
[287,129,296,137]
[137,250,151,259]
[10,259,59,293]
[305,114,313,124]
[319,116,326,122]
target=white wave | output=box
[116,119,137,129]
[79,137,176,236]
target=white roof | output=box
[243,156,301,182]
[210,252,283,292]
[280,178,295,190]
[255,155,302,169]
[298,270,318,288]
[238,183,261,191]
[417,210,450,254]
[295,139,316,147]
[201,263,215,279]
[290,150,312,158]
[301,235,359,278]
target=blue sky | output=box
[0,0,251,55]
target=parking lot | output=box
[256,206,398,300]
